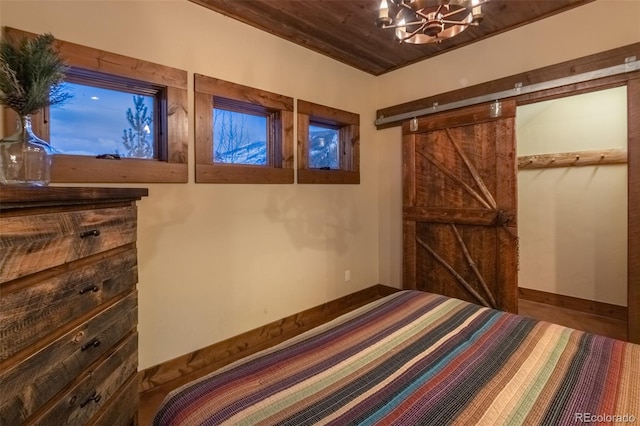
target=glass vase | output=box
[0,115,53,186]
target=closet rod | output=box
[518,148,627,170]
[374,57,640,126]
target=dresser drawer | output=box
[0,248,138,362]
[0,205,138,282]
[0,293,137,425]
[90,371,138,426]
[34,333,138,426]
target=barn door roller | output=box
[489,100,502,118]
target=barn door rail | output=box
[375,57,640,126]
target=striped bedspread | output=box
[153,291,640,425]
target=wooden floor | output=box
[518,299,627,341]
[139,386,168,425]
[138,299,627,425]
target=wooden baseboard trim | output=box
[518,287,627,322]
[138,284,400,394]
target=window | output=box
[297,100,360,184]
[194,74,293,184]
[308,123,340,169]
[213,106,267,165]
[50,73,162,159]
[2,27,188,183]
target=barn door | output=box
[403,100,518,313]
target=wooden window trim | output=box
[2,27,188,183]
[297,100,360,184]
[194,74,293,184]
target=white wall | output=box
[0,0,379,370]
[375,0,640,287]
[517,88,628,306]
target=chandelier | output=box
[376,0,488,44]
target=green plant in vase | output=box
[0,32,70,186]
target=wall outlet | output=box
[344,270,351,282]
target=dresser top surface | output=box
[0,186,148,210]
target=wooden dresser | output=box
[0,186,147,425]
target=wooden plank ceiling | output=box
[189,0,593,76]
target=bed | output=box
[153,290,639,425]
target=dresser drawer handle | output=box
[80,392,102,408]
[80,229,101,238]
[81,338,101,351]
[79,285,100,295]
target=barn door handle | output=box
[81,338,101,351]
[80,392,102,408]
[497,210,513,226]
[80,229,101,238]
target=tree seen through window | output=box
[213,108,267,165]
[49,82,155,159]
[122,95,154,158]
